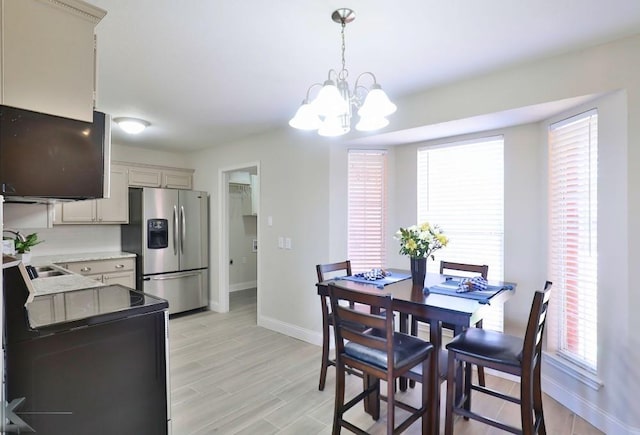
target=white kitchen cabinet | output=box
[54,165,129,225]
[127,165,193,189]
[0,0,106,121]
[59,257,136,289]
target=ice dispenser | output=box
[147,219,169,249]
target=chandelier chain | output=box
[339,19,347,81]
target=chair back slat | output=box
[341,328,387,352]
[440,261,489,279]
[521,282,552,370]
[338,306,387,331]
[328,283,393,356]
[317,261,352,282]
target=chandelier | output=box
[289,8,396,137]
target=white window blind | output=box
[347,150,387,272]
[548,110,598,371]
[417,137,505,331]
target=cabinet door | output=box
[96,165,129,223]
[1,0,104,121]
[57,200,96,223]
[162,170,192,189]
[128,167,162,187]
[102,271,135,288]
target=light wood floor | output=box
[169,289,604,434]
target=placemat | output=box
[338,272,411,287]
[426,280,514,304]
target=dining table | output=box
[316,269,516,434]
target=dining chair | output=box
[328,283,435,435]
[316,261,354,391]
[444,281,552,435]
[410,261,489,387]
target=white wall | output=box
[190,34,640,433]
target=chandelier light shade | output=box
[114,117,150,135]
[289,8,396,137]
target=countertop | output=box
[30,273,105,296]
[31,251,136,266]
[27,251,136,296]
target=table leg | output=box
[429,318,442,434]
[362,373,380,420]
[399,312,408,391]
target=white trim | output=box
[208,300,222,313]
[257,314,323,347]
[542,372,640,435]
[229,281,257,292]
[218,162,260,316]
[543,352,603,391]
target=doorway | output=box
[220,164,259,317]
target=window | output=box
[417,137,505,331]
[548,110,598,372]
[347,150,387,272]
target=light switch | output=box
[278,236,284,249]
[267,216,273,226]
[285,237,292,250]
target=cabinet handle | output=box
[115,264,125,269]
[81,267,92,272]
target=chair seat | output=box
[446,327,523,368]
[345,332,433,370]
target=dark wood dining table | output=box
[316,269,516,434]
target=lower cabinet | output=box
[58,258,136,289]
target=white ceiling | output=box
[89,0,640,152]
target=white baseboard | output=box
[229,281,257,292]
[542,373,640,435]
[257,314,322,347]
[208,300,225,313]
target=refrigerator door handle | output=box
[148,271,203,280]
[173,205,179,256]
[180,205,186,255]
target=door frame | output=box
[218,162,260,314]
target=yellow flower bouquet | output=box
[395,222,448,260]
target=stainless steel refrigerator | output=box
[122,187,209,314]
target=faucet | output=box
[3,229,26,242]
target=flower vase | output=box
[410,257,427,286]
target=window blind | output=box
[548,110,598,371]
[417,137,505,331]
[347,150,387,272]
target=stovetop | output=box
[27,284,168,331]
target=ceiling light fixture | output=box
[114,117,150,135]
[289,8,396,137]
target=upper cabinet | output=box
[122,162,194,190]
[54,165,129,225]
[0,0,106,121]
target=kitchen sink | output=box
[33,265,71,278]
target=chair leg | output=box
[444,350,457,435]
[520,367,536,435]
[387,373,395,435]
[333,359,346,434]
[319,320,331,391]
[463,361,472,418]
[477,365,486,387]
[421,358,431,435]
[533,360,546,435]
